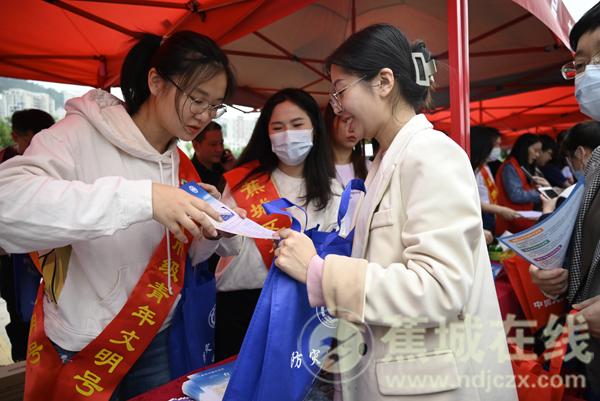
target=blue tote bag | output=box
[169,257,217,379]
[224,179,366,401]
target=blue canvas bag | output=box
[169,257,217,379]
[224,179,366,401]
[12,253,42,322]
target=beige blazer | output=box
[322,115,517,400]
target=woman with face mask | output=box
[470,126,521,242]
[213,88,342,362]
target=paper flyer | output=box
[180,181,276,239]
[498,178,586,270]
[181,361,235,401]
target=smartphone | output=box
[538,186,559,200]
[520,166,542,186]
[221,149,231,164]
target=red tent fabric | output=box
[0,0,316,88]
[426,85,588,143]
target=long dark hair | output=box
[120,31,236,124]
[231,89,335,211]
[324,23,436,113]
[508,133,540,180]
[323,104,368,180]
[470,126,501,171]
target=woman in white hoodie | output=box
[0,31,236,400]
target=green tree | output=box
[0,119,13,149]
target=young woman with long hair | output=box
[274,24,517,401]
[0,31,236,400]
[495,133,550,234]
[214,88,342,362]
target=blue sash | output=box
[224,179,366,401]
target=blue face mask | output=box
[575,65,600,121]
[567,150,587,181]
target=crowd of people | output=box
[0,3,599,400]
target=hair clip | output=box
[411,53,437,87]
[160,35,170,46]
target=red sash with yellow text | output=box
[479,165,498,205]
[223,161,291,269]
[24,149,200,401]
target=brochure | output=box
[180,181,276,239]
[181,361,235,401]
[498,178,586,270]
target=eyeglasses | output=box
[561,50,600,80]
[166,76,227,118]
[329,76,366,113]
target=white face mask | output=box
[487,147,501,162]
[575,65,600,121]
[269,129,313,166]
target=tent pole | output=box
[447,0,470,154]
[351,0,356,34]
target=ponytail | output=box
[120,31,237,117]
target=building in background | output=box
[219,113,259,152]
[0,88,56,120]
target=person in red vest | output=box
[495,133,550,234]
[470,126,521,242]
[0,31,236,401]
[213,88,342,362]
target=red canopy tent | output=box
[426,85,588,144]
[0,0,587,150]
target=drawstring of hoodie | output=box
[158,154,176,295]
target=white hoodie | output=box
[0,90,217,351]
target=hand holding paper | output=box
[180,181,277,240]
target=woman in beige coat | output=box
[275,24,517,400]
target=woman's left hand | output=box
[274,229,317,284]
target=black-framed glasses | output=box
[166,76,227,118]
[329,76,367,113]
[561,50,600,80]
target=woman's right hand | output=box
[497,206,522,220]
[529,264,568,296]
[152,183,223,243]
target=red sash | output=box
[24,149,200,401]
[223,161,291,269]
[479,165,498,205]
[495,157,535,235]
